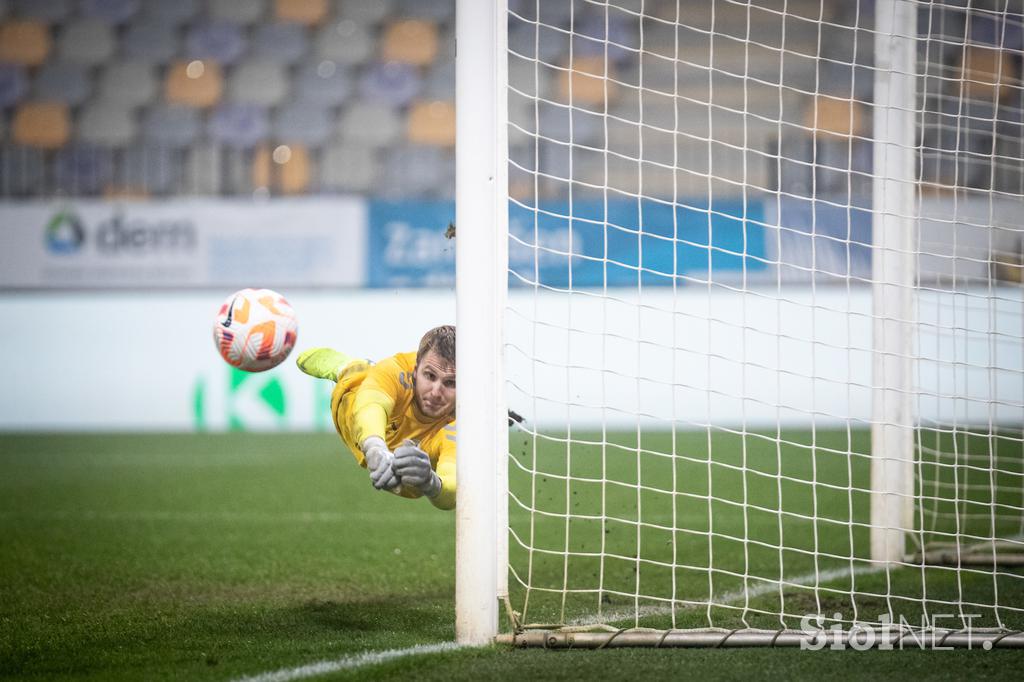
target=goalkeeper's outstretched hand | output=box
[393,441,442,499]
[361,436,400,491]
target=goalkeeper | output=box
[296,325,457,510]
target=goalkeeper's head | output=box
[413,325,456,419]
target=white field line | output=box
[230,642,465,682]
[567,564,886,627]
[0,509,446,524]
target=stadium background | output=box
[0,0,1020,432]
[0,1,1023,679]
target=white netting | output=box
[502,0,1024,642]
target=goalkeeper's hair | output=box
[417,325,456,366]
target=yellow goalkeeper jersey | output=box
[331,351,456,510]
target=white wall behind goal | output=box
[0,287,1019,431]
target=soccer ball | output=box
[213,288,298,372]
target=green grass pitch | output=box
[1,432,1023,680]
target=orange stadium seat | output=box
[559,57,618,107]
[958,46,1019,102]
[12,102,70,149]
[805,94,866,138]
[0,20,51,66]
[165,60,224,108]
[381,19,439,66]
[252,144,311,195]
[407,100,455,146]
[275,0,327,26]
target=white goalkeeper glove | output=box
[393,441,442,499]
[361,436,400,491]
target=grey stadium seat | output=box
[0,64,27,108]
[337,101,401,147]
[80,0,141,24]
[251,22,308,64]
[57,20,116,67]
[209,0,266,25]
[139,0,198,26]
[272,104,331,146]
[185,21,247,65]
[394,0,453,23]
[0,145,44,196]
[116,145,176,194]
[184,143,222,195]
[32,62,91,106]
[98,62,158,107]
[53,146,115,195]
[142,105,201,148]
[228,61,289,106]
[314,21,374,65]
[358,62,422,108]
[12,0,72,22]
[293,61,351,107]
[78,101,137,147]
[380,145,453,198]
[122,22,179,63]
[208,103,270,148]
[336,0,394,26]
[320,142,378,193]
[422,60,454,100]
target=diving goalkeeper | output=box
[296,325,456,510]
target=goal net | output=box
[455,0,1024,648]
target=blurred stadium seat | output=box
[381,19,439,66]
[407,100,456,147]
[273,104,332,146]
[0,0,1016,203]
[32,61,91,106]
[81,0,141,24]
[321,142,378,193]
[339,101,401,147]
[293,60,351,107]
[57,19,116,66]
[228,61,289,106]
[275,0,327,26]
[359,61,422,107]
[252,21,309,63]
[0,19,51,66]
[99,62,158,107]
[315,19,374,65]
[0,64,26,109]
[0,144,45,195]
[210,0,266,25]
[165,60,224,108]
[121,21,179,63]
[12,102,69,149]
[142,105,200,148]
[12,0,71,22]
[185,21,247,65]
[208,103,270,148]
[78,101,137,147]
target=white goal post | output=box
[456,0,1024,648]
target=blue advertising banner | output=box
[368,199,766,288]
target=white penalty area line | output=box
[568,564,886,627]
[231,641,465,682]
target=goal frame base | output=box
[497,628,1024,649]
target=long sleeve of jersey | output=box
[421,422,457,510]
[349,358,401,447]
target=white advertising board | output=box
[0,198,366,289]
[0,288,1018,432]
[0,290,454,431]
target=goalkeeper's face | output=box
[413,350,456,419]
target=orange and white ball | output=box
[213,288,298,372]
